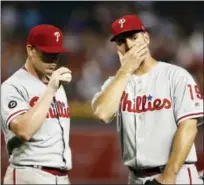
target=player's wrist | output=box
[162,166,178,178]
[117,68,132,78]
[46,85,57,96]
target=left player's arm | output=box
[156,118,198,184]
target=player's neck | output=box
[134,56,157,76]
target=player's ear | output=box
[26,45,34,57]
[143,32,150,45]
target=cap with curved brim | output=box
[110,14,145,42]
[36,46,69,53]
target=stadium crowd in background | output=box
[2,1,203,103]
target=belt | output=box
[129,162,195,177]
[13,164,68,176]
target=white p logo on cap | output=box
[54,32,60,42]
[118,18,126,28]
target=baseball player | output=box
[1,25,72,184]
[92,14,204,184]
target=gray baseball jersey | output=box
[1,67,72,170]
[92,62,203,169]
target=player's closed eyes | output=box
[40,52,60,63]
[116,38,126,46]
[116,32,139,46]
[36,48,60,63]
[116,37,138,46]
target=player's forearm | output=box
[92,69,130,123]
[10,87,56,141]
[162,119,197,177]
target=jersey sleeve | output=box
[91,76,115,107]
[1,83,29,129]
[173,69,204,125]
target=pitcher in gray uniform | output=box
[1,24,72,184]
[92,14,203,184]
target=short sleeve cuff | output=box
[177,112,204,125]
[6,109,28,129]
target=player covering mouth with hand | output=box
[92,14,204,184]
[1,25,72,184]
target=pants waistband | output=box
[12,164,68,176]
[129,162,195,177]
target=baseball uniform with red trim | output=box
[92,61,204,184]
[1,67,72,184]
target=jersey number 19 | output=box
[187,84,203,100]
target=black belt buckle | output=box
[59,167,68,171]
[158,166,165,173]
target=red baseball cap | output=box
[110,14,145,42]
[27,24,69,53]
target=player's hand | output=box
[118,42,148,74]
[47,67,72,93]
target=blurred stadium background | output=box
[1,1,203,184]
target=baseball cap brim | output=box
[37,46,69,53]
[110,29,143,42]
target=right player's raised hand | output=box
[118,42,149,74]
[47,67,72,93]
